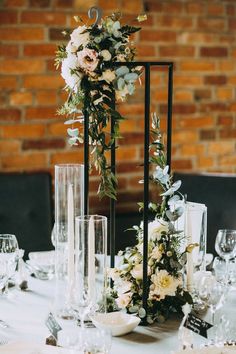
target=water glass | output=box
[0,234,19,295]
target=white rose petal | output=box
[101,49,112,61]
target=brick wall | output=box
[0,0,235,213]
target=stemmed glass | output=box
[215,229,236,285]
[0,234,19,297]
[198,273,224,345]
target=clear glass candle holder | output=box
[74,215,107,327]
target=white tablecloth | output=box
[0,277,235,354]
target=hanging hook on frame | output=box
[88,6,102,27]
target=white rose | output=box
[70,25,90,48]
[61,53,81,91]
[116,293,131,309]
[98,69,116,83]
[101,49,112,61]
[148,219,169,241]
[117,280,132,295]
[107,268,120,281]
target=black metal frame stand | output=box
[83,61,173,320]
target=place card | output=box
[183,312,213,338]
[45,312,62,340]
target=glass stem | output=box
[225,258,229,285]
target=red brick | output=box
[173,130,198,144]
[22,138,65,150]
[218,116,233,126]
[220,129,236,139]
[55,0,73,7]
[29,0,50,6]
[219,60,235,71]
[36,91,57,105]
[194,89,212,100]
[200,103,228,112]
[162,2,184,13]
[204,75,227,85]
[0,44,19,57]
[48,122,66,136]
[49,28,70,41]
[157,16,193,29]
[200,47,228,57]
[0,76,18,89]
[21,11,66,25]
[136,45,155,57]
[1,124,45,138]
[216,88,233,100]
[174,90,193,102]
[178,32,214,44]
[200,130,216,140]
[23,75,63,89]
[208,142,234,155]
[179,116,214,129]
[25,107,57,120]
[4,0,26,6]
[0,11,18,24]
[140,30,176,42]
[46,59,56,72]
[160,104,196,115]
[24,44,57,57]
[0,28,44,41]
[159,45,195,57]
[186,2,205,14]
[10,92,33,105]
[0,108,21,122]
[118,132,143,145]
[120,0,143,13]
[1,153,47,169]
[0,140,21,154]
[174,75,203,86]
[145,0,162,12]
[207,4,225,16]
[197,18,226,31]
[180,144,205,157]
[229,19,236,30]
[172,159,192,170]
[179,61,216,71]
[198,156,214,169]
[50,151,83,165]
[0,59,44,74]
[226,4,235,16]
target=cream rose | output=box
[98,69,116,83]
[131,263,151,280]
[101,49,112,61]
[149,270,181,301]
[61,53,81,91]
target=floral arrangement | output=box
[55,11,145,199]
[108,114,193,323]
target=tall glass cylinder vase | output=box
[74,215,107,326]
[53,164,84,319]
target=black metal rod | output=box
[113,61,174,67]
[110,100,116,268]
[142,63,150,322]
[167,64,173,171]
[84,110,89,215]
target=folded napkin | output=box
[0,341,79,354]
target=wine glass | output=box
[0,234,19,296]
[198,273,224,345]
[215,229,236,284]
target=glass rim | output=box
[55,164,84,168]
[217,229,236,233]
[75,214,107,221]
[0,234,17,238]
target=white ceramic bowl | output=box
[90,312,141,337]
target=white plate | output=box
[90,312,141,337]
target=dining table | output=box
[0,276,235,354]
